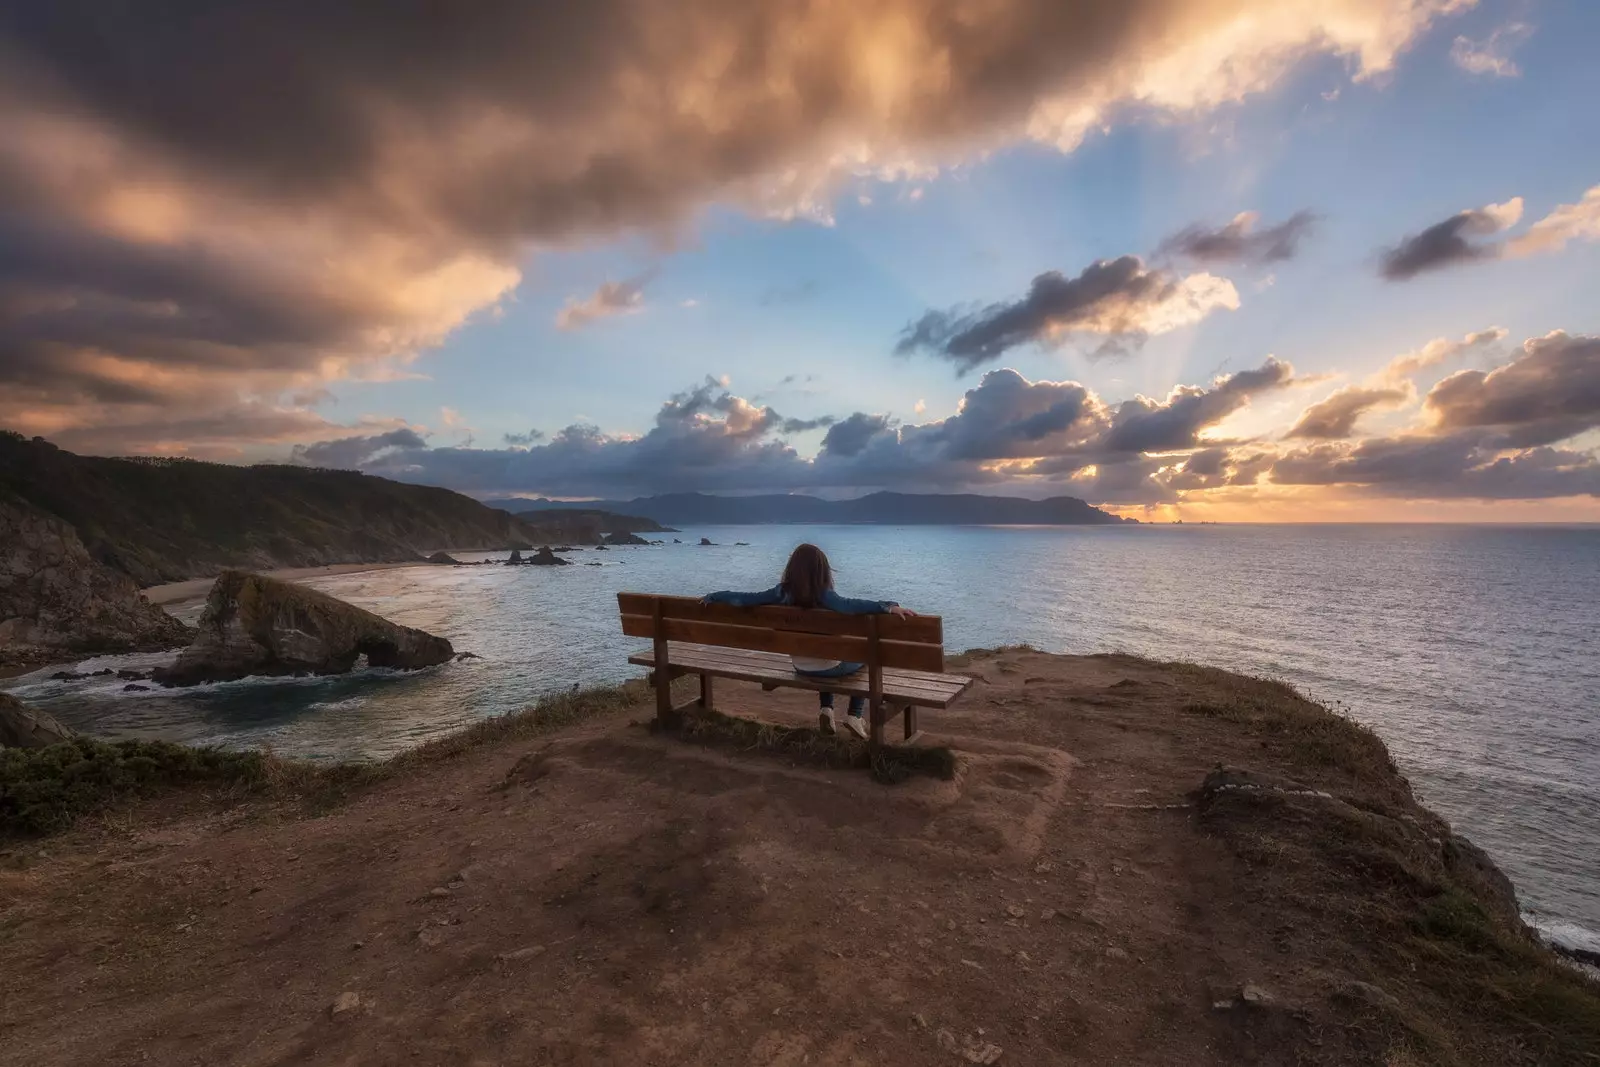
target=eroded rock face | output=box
[0,493,192,663]
[153,571,453,687]
[0,692,76,749]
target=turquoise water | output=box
[6,523,1599,956]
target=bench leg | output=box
[869,699,886,748]
[699,672,714,711]
[904,704,918,741]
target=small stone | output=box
[330,992,360,1016]
[416,929,443,947]
[960,959,982,970]
[1015,951,1031,964]
[351,941,365,950]
[915,937,933,949]
[1105,946,1129,960]
[1240,984,1275,1007]
[248,885,263,894]
[1342,980,1400,1011]
[427,887,450,899]
[453,869,471,883]
[912,1013,929,1029]
[963,1042,1004,1064]
[496,945,546,962]
[446,880,465,891]
[1005,905,1025,918]
[1035,861,1055,873]
[946,920,957,931]
[1040,909,1056,921]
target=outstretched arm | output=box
[819,590,916,616]
[703,585,785,608]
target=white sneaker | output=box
[818,709,836,735]
[843,713,869,740]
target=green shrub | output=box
[0,737,267,836]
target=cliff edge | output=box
[1,649,1594,1066]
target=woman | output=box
[703,543,916,740]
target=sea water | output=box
[6,523,1598,956]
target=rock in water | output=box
[527,546,571,566]
[153,571,453,687]
[0,692,76,748]
[506,549,523,565]
[0,492,192,662]
[600,531,651,546]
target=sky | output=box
[2,0,1598,521]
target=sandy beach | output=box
[142,562,426,607]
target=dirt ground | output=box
[0,649,1570,1066]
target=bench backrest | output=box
[616,593,945,673]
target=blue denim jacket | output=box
[703,586,897,614]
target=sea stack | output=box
[153,571,454,687]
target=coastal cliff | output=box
[1,650,1594,1065]
[0,492,192,667]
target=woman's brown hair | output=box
[780,543,833,608]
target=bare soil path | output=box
[1,649,1589,1066]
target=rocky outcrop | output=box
[153,571,453,687]
[0,692,76,748]
[0,493,192,665]
[506,549,523,565]
[425,551,462,565]
[600,531,651,546]
[527,546,571,566]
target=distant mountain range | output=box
[0,433,604,587]
[485,491,1136,527]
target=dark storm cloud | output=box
[820,414,892,457]
[1286,385,1410,439]
[290,428,428,469]
[0,0,1464,450]
[896,256,1236,373]
[1158,210,1317,264]
[1378,200,1521,280]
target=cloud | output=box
[286,333,1600,506]
[554,274,651,330]
[1286,385,1411,439]
[1379,198,1524,279]
[821,413,895,458]
[1451,23,1533,77]
[1425,331,1600,446]
[0,0,1469,450]
[897,256,1239,373]
[504,429,546,448]
[1285,327,1507,440]
[1101,357,1295,452]
[289,428,429,469]
[1158,210,1317,265]
[1505,184,1600,258]
[1382,327,1507,383]
[1270,434,1600,500]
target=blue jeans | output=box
[796,661,865,716]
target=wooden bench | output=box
[617,593,972,747]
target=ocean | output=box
[6,523,1598,958]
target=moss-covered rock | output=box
[153,571,453,686]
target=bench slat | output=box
[620,613,944,673]
[659,642,969,699]
[617,593,941,644]
[628,644,972,709]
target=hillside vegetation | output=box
[0,433,590,586]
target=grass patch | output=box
[3,682,648,836]
[1169,660,1403,800]
[0,738,269,836]
[652,705,956,784]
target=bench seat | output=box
[629,641,972,708]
